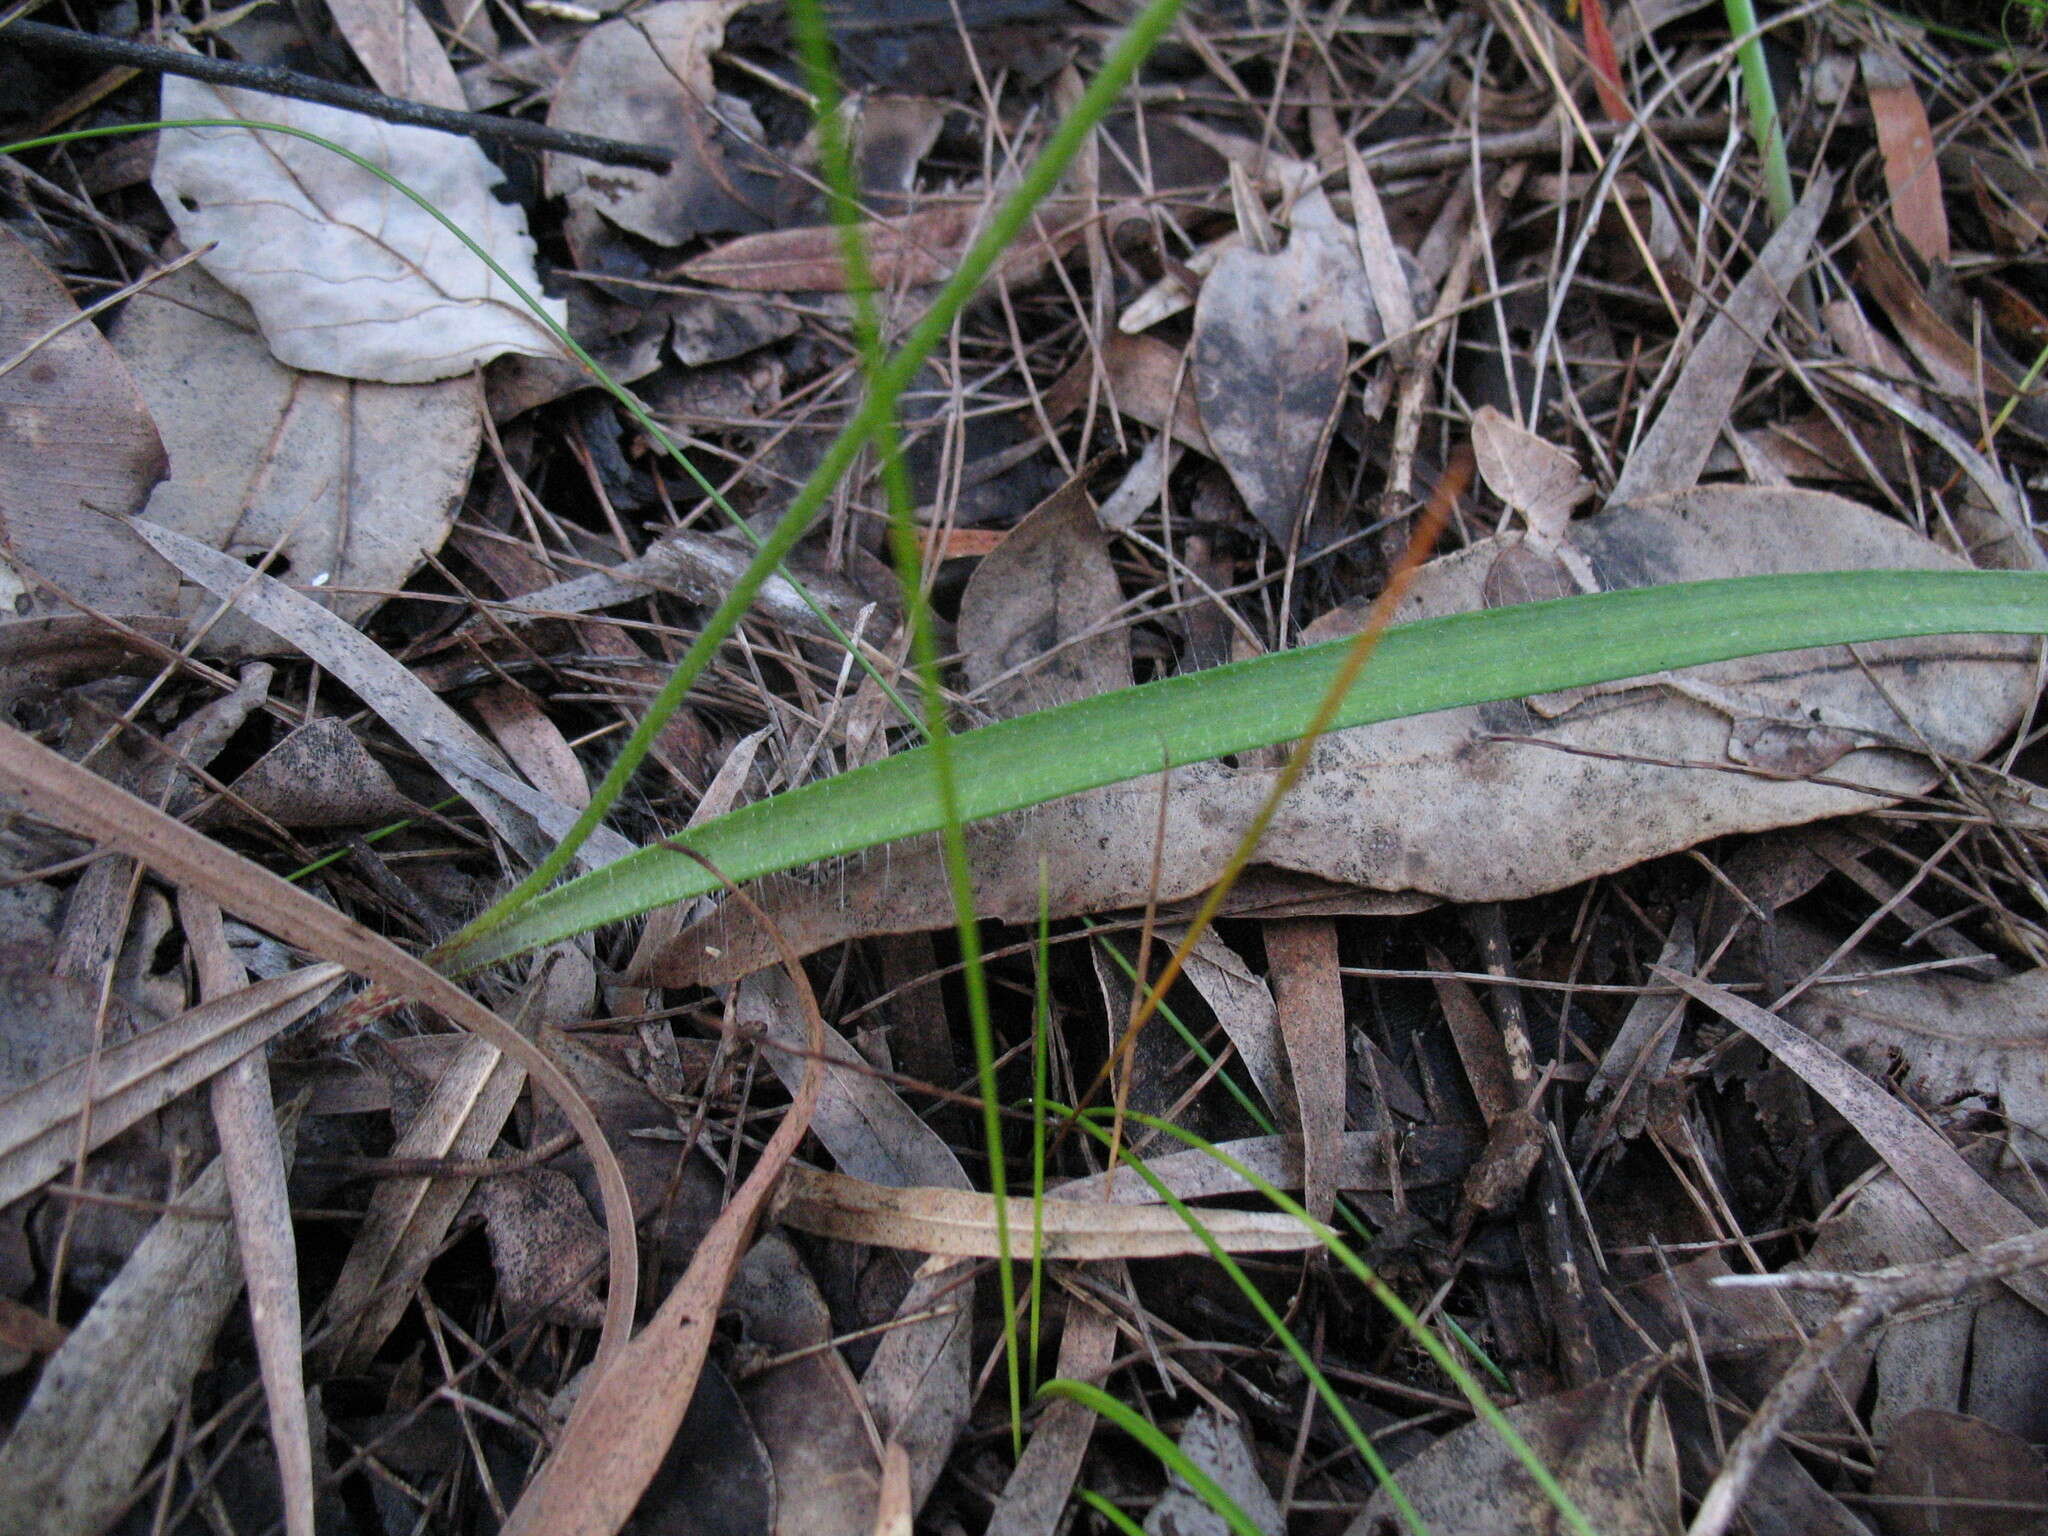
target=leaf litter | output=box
[13,1,2048,1534]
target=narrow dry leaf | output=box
[180,889,315,1536]
[1145,1407,1284,1536]
[0,226,172,621]
[0,1120,296,1536]
[155,76,566,382]
[664,487,2036,984]
[1167,927,1294,1125]
[317,948,589,1373]
[1659,967,2048,1319]
[0,964,341,1209]
[1192,234,1348,546]
[1571,912,1695,1160]
[1611,171,1834,503]
[112,258,479,646]
[0,722,639,1372]
[1343,1356,1679,1536]
[873,1443,913,1536]
[132,518,633,871]
[778,1163,1328,1259]
[1264,919,1347,1223]
[729,1231,879,1536]
[545,0,772,248]
[474,685,592,810]
[1049,1128,1477,1204]
[1045,331,1211,454]
[678,197,1097,292]
[737,969,970,1513]
[1863,51,1949,268]
[985,1286,1117,1536]
[1346,142,1419,363]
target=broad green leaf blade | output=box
[439,569,2048,972]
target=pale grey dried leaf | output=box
[1264,918,1345,1222]
[1343,1358,1678,1536]
[111,258,477,648]
[0,1120,295,1536]
[0,227,171,621]
[476,1167,607,1329]
[0,966,342,1209]
[1611,171,1834,502]
[1191,238,1347,547]
[1145,1408,1283,1536]
[154,77,565,382]
[545,0,773,247]
[132,518,632,870]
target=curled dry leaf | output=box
[112,258,478,646]
[154,75,566,383]
[661,486,2038,985]
[778,1163,1328,1259]
[0,227,172,622]
[546,0,773,248]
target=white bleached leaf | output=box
[153,75,566,383]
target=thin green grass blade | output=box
[782,0,1024,1453]
[1089,1107,1600,1536]
[440,568,2048,971]
[1078,1489,1149,1536]
[1037,1380,1268,1536]
[1052,1112,1431,1535]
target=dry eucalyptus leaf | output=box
[0,227,172,621]
[0,1125,295,1536]
[1144,1408,1283,1536]
[219,717,416,829]
[1471,404,1594,541]
[154,75,566,382]
[729,1232,880,1536]
[545,0,774,248]
[1344,1358,1681,1536]
[661,486,2037,986]
[475,1167,607,1329]
[112,258,478,647]
[1192,235,1347,547]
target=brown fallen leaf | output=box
[729,1231,879,1536]
[1863,51,1949,269]
[217,716,417,830]
[112,257,478,649]
[778,1163,1329,1259]
[546,0,776,249]
[1343,1356,1681,1536]
[0,226,172,622]
[1191,230,1348,547]
[677,195,1102,292]
[0,1111,298,1536]
[1872,1409,2048,1536]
